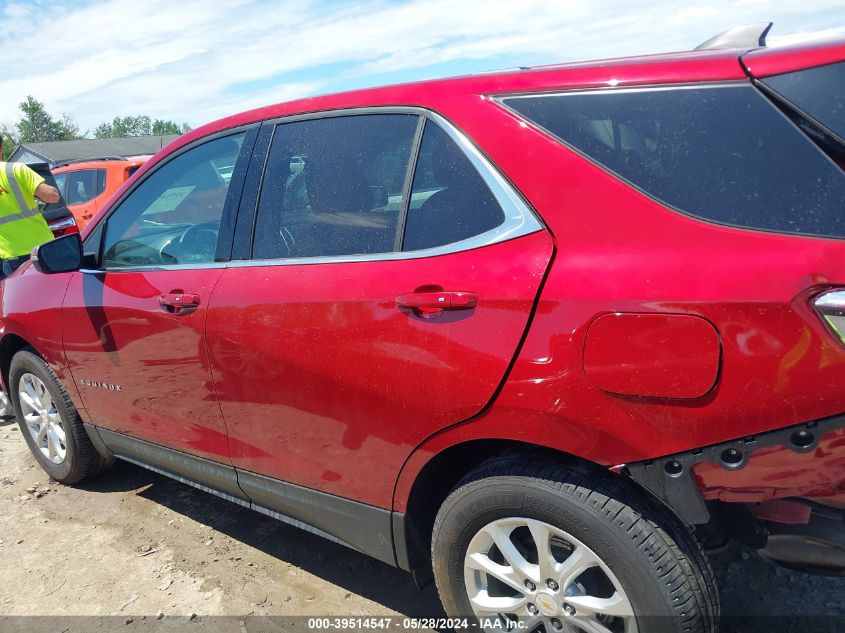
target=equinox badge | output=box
[79,379,123,392]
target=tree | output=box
[16,96,63,143]
[94,115,191,139]
[0,123,20,160]
[152,119,191,136]
[58,113,84,140]
[13,96,83,143]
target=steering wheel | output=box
[172,222,220,263]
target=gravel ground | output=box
[1,417,843,633]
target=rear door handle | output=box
[159,292,201,316]
[396,291,477,318]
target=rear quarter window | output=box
[762,61,845,142]
[501,84,845,239]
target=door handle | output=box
[396,291,477,318]
[159,292,201,316]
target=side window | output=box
[502,85,845,238]
[762,61,845,142]
[67,169,106,204]
[252,114,418,260]
[53,173,68,200]
[403,121,505,251]
[102,133,245,268]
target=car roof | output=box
[53,156,149,172]
[159,37,845,164]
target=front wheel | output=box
[431,453,718,633]
[10,348,112,484]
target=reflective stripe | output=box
[2,162,42,226]
[0,205,43,226]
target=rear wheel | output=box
[431,452,718,633]
[10,348,112,484]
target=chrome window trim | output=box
[232,107,542,269]
[79,262,227,274]
[86,106,543,273]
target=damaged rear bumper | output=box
[624,414,845,525]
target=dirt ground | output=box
[1,416,843,633]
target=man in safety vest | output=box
[0,133,60,280]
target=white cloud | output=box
[0,0,842,133]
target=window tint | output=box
[67,169,106,204]
[252,114,418,260]
[102,133,245,268]
[763,61,845,141]
[403,121,505,251]
[503,85,845,238]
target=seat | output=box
[404,146,503,251]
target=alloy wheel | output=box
[18,372,66,464]
[464,517,637,633]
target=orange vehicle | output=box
[51,156,149,230]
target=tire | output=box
[9,348,112,484]
[432,451,718,633]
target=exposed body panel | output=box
[694,426,845,508]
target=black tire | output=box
[9,348,112,484]
[432,451,718,633]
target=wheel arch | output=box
[0,332,35,392]
[394,437,622,582]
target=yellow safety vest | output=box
[0,162,54,259]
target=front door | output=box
[206,113,552,506]
[62,131,250,463]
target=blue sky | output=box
[1,0,843,134]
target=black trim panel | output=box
[92,427,398,566]
[238,469,395,565]
[626,414,845,525]
[97,427,248,503]
[82,422,114,460]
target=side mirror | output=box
[31,233,83,274]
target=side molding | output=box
[96,427,248,504]
[238,470,395,565]
[93,426,397,566]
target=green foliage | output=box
[0,123,20,160]
[94,115,191,139]
[152,119,192,136]
[4,96,190,154]
[11,96,84,144]
[17,96,63,142]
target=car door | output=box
[206,111,553,507]
[61,130,254,463]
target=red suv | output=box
[3,26,844,632]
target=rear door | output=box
[61,130,254,463]
[206,111,553,507]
